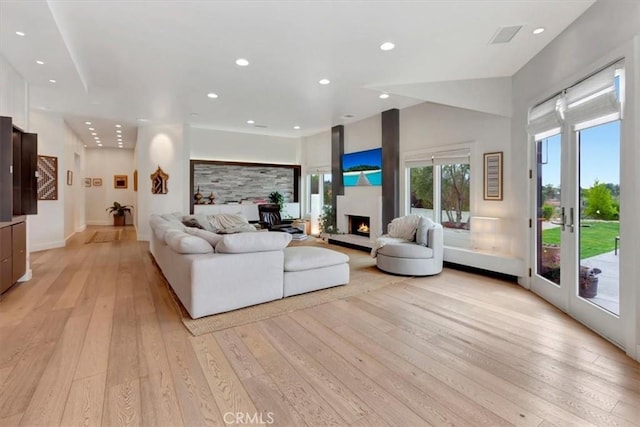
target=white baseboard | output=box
[31,240,66,252]
[18,268,32,282]
[75,224,87,233]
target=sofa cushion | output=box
[153,221,184,243]
[416,216,434,247]
[377,242,434,259]
[184,227,224,248]
[165,231,213,254]
[161,212,183,221]
[283,247,349,272]
[216,231,291,253]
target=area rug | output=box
[86,230,121,244]
[165,243,412,336]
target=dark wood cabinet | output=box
[13,131,38,215]
[0,117,12,222]
[11,221,26,283]
[0,219,26,294]
[1,116,37,221]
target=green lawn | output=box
[542,221,619,259]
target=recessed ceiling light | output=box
[118,146,123,148]
[319,79,330,85]
[83,145,87,148]
[116,130,122,133]
[117,138,122,142]
[91,132,97,136]
[247,120,255,124]
[533,27,545,35]
[15,31,25,37]
[94,137,99,140]
[293,125,301,130]
[49,79,56,83]
[379,42,395,51]
[36,60,44,65]
[235,58,249,66]
[207,92,218,99]
[379,93,390,99]
[115,124,121,128]
[88,127,94,131]
[85,121,91,125]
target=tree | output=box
[441,164,470,228]
[409,166,433,209]
[542,184,557,202]
[584,180,617,220]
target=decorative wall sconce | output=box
[150,166,169,194]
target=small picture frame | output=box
[483,152,503,201]
[84,178,92,187]
[66,170,73,186]
[92,178,102,187]
[114,174,128,189]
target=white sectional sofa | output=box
[149,213,349,318]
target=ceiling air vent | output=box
[489,25,522,44]
[253,124,268,128]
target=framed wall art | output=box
[66,170,73,186]
[114,174,128,189]
[84,178,92,187]
[483,151,503,201]
[37,155,58,200]
[92,178,102,187]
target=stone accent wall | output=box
[193,163,294,204]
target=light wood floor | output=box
[0,227,639,426]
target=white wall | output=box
[85,148,135,226]
[135,123,189,241]
[0,54,28,130]
[190,126,301,164]
[63,123,86,237]
[401,102,514,251]
[511,0,639,360]
[29,111,66,251]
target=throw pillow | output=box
[388,214,421,240]
[182,218,204,229]
[165,231,213,254]
[206,213,252,233]
[184,227,224,248]
[416,216,433,246]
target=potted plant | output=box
[579,266,601,298]
[106,201,133,226]
[268,191,285,211]
[319,205,339,238]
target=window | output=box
[306,172,332,215]
[407,148,471,240]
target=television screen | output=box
[342,148,382,187]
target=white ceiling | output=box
[0,0,594,149]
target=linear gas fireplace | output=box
[348,215,371,237]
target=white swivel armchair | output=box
[376,216,444,276]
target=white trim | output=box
[31,240,66,252]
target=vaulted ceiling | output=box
[0,0,595,148]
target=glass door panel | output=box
[535,134,563,286]
[577,121,620,315]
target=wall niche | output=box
[190,160,300,212]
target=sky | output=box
[342,148,382,170]
[540,120,620,189]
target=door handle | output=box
[567,207,575,232]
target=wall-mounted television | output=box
[342,147,382,187]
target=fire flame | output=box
[358,223,370,233]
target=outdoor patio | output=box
[582,250,620,315]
